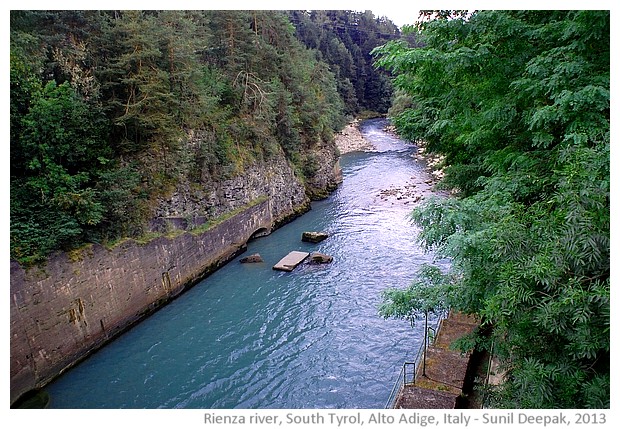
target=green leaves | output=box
[10,76,112,262]
[11,11,352,262]
[380,264,452,329]
[375,11,609,408]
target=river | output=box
[45,118,448,409]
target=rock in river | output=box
[239,253,264,263]
[309,252,333,264]
[301,231,329,243]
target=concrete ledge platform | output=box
[394,385,459,409]
[390,312,480,409]
[434,318,478,350]
[273,251,310,272]
[414,348,471,395]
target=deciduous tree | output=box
[374,10,609,408]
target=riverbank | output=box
[412,141,446,182]
[381,122,446,183]
[335,119,374,154]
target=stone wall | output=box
[10,199,274,405]
[10,131,343,406]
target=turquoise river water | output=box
[45,118,448,409]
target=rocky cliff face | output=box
[154,147,307,225]
[304,138,343,199]
[150,136,341,231]
[10,134,342,406]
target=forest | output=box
[375,10,610,408]
[10,10,609,409]
[10,10,400,265]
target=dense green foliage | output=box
[11,11,402,264]
[375,11,609,408]
[289,10,402,115]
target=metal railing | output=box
[385,360,419,408]
[384,309,448,408]
[403,361,417,386]
[384,363,407,409]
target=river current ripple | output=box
[46,118,447,409]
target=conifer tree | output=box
[10,10,349,262]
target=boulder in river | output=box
[309,252,333,264]
[301,231,329,243]
[239,253,264,264]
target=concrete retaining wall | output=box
[10,199,277,405]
